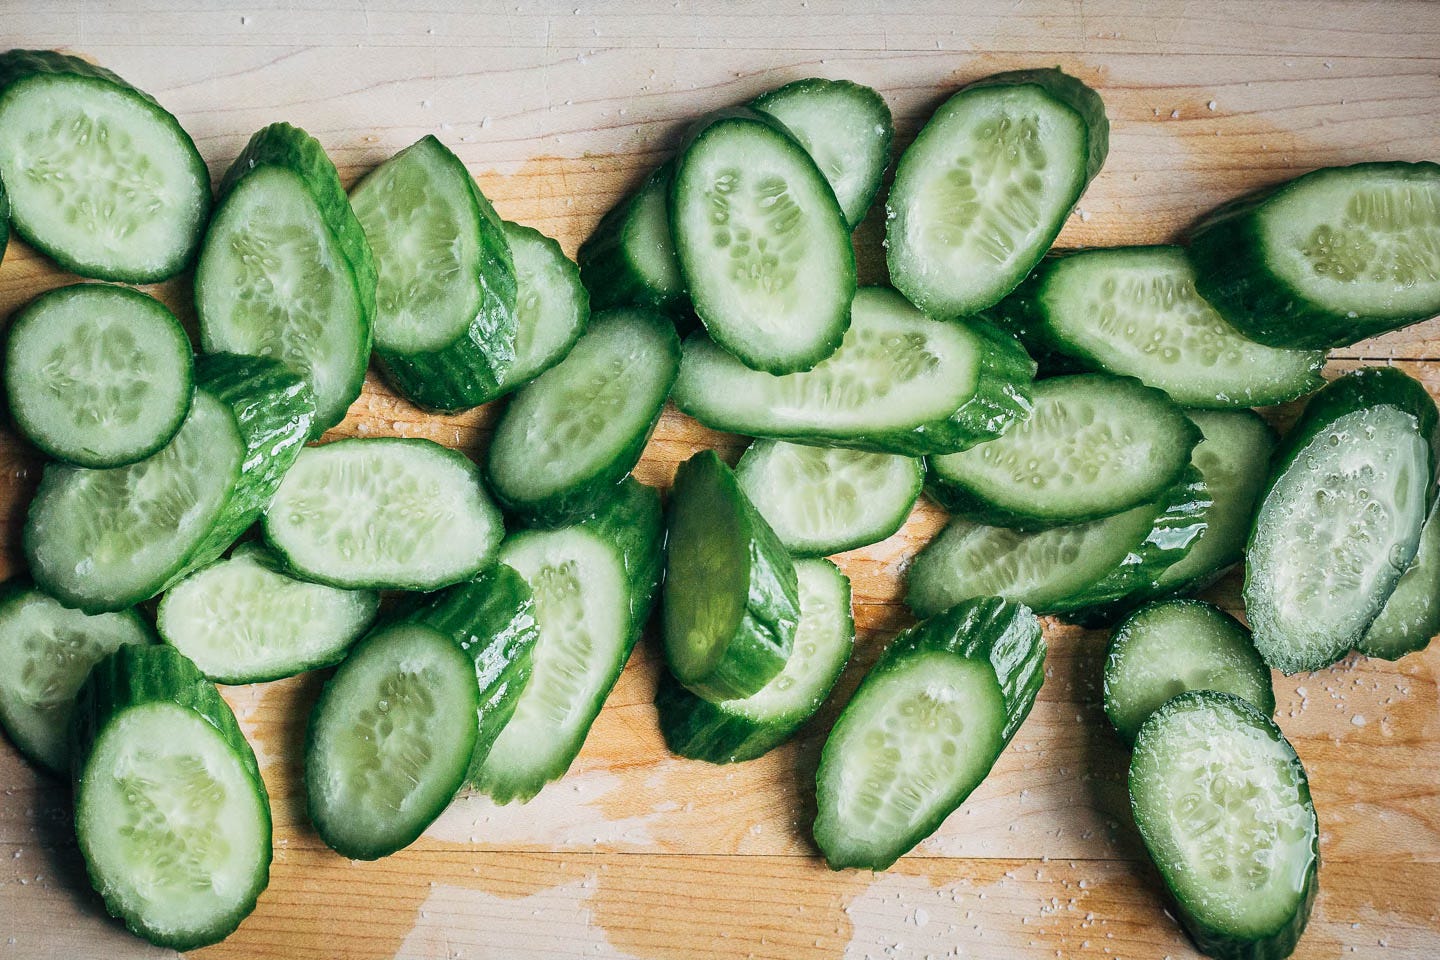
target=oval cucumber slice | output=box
[1360,494,1440,660]
[579,163,686,313]
[502,220,590,386]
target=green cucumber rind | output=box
[70,644,271,951]
[579,162,687,313]
[499,221,591,385]
[1358,494,1440,660]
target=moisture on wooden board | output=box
[2,1,1440,959]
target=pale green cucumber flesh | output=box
[623,171,685,300]
[502,221,589,386]
[1361,496,1440,659]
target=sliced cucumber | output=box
[1190,161,1440,349]
[1104,600,1275,745]
[887,68,1108,320]
[500,221,590,387]
[735,440,922,557]
[487,307,678,522]
[263,437,504,591]
[1130,691,1318,960]
[751,78,893,228]
[476,478,662,803]
[25,354,315,614]
[0,50,210,282]
[1360,494,1440,660]
[579,163,686,312]
[72,645,271,950]
[663,451,800,702]
[928,374,1200,528]
[0,581,154,775]
[1246,368,1439,673]
[657,558,853,764]
[993,247,1325,407]
[814,597,1044,871]
[196,122,375,435]
[673,286,1035,456]
[5,283,194,468]
[157,543,379,685]
[671,107,855,374]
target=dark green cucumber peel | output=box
[579,162,687,313]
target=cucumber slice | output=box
[751,78,893,228]
[353,136,519,413]
[1103,600,1275,745]
[663,451,801,702]
[1130,692,1318,960]
[500,221,590,387]
[196,123,375,435]
[995,247,1325,408]
[157,543,379,685]
[579,163,686,312]
[0,50,210,282]
[1360,495,1440,660]
[476,478,663,803]
[25,354,315,613]
[671,107,856,374]
[887,68,1108,320]
[4,284,194,468]
[657,559,853,764]
[263,438,504,591]
[814,597,1045,871]
[72,645,271,950]
[735,440,922,557]
[1190,161,1440,349]
[487,307,679,522]
[673,286,1035,456]
[0,582,154,775]
[928,374,1200,528]
[1246,368,1439,674]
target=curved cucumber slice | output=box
[25,354,315,613]
[0,582,154,775]
[814,598,1044,870]
[1130,692,1318,960]
[671,107,855,374]
[501,221,591,387]
[657,558,853,764]
[663,451,800,702]
[887,68,1107,320]
[487,307,679,523]
[928,374,1200,528]
[263,438,504,591]
[5,284,194,468]
[735,440,922,557]
[1190,161,1440,349]
[674,286,1035,456]
[72,645,271,950]
[751,78,893,228]
[1246,368,1439,673]
[196,123,375,435]
[579,163,686,312]
[1360,495,1440,660]
[157,543,379,685]
[0,50,210,282]
[1103,600,1275,745]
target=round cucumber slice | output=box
[503,220,590,386]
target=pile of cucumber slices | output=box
[0,48,1436,959]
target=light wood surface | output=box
[2,2,1439,958]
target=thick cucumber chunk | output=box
[157,544,379,685]
[1190,161,1440,349]
[751,78,894,228]
[579,163,686,312]
[501,221,590,387]
[814,598,1044,870]
[263,438,504,591]
[196,123,375,435]
[487,307,679,522]
[1360,495,1440,660]
[5,284,194,468]
[887,68,1108,320]
[0,50,210,282]
[1246,369,1439,674]
[928,374,1200,528]
[663,451,801,702]
[1131,692,1318,960]
[1104,600,1275,745]
[25,354,315,613]
[735,440,922,557]
[674,286,1035,456]
[999,247,1325,407]
[671,107,856,374]
[72,645,271,950]
[0,582,154,775]
[658,559,854,764]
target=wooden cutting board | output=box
[1,2,1438,957]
